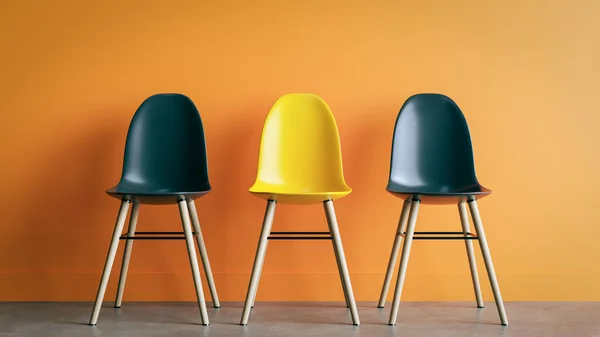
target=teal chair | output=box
[378,94,508,326]
[89,93,219,326]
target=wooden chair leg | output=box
[178,200,209,326]
[324,200,360,326]
[378,199,411,308]
[388,199,420,325]
[240,200,277,325]
[89,200,130,325]
[114,202,140,308]
[468,200,509,326]
[187,200,221,308]
[458,202,484,308]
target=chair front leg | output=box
[250,265,262,308]
[178,200,209,326]
[388,199,420,326]
[468,200,508,326]
[458,202,484,308]
[324,200,360,326]
[114,201,140,308]
[378,199,411,308]
[332,232,351,309]
[187,200,221,308]
[89,200,130,325]
[240,200,277,325]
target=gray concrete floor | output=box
[0,302,598,337]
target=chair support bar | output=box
[268,231,332,240]
[399,231,479,240]
[119,231,196,240]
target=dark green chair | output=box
[89,93,219,326]
[378,93,508,326]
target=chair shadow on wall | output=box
[9,104,265,322]
[334,112,395,313]
[197,102,326,312]
[190,109,264,305]
[10,109,166,302]
[339,109,447,307]
[9,103,400,321]
[12,108,233,307]
[342,106,484,312]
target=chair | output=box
[378,93,508,326]
[239,93,360,326]
[89,93,219,326]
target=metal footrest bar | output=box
[268,231,332,240]
[119,231,196,240]
[399,231,478,240]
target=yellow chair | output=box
[240,93,360,326]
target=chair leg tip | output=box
[353,323,360,326]
[201,323,209,326]
[214,306,221,309]
[240,324,247,326]
[377,305,384,309]
[114,306,121,309]
[501,323,508,326]
[477,305,484,309]
[88,323,96,326]
[388,323,396,326]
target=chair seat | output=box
[249,189,351,204]
[386,183,491,205]
[107,185,210,205]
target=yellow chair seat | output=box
[249,93,351,204]
[249,190,351,204]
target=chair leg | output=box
[332,232,351,309]
[458,202,484,308]
[114,202,140,308]
[178,200,209,326]
[468,200,509,326]
[89,200,130,325]
[250,267,262,308]
[378,199,411,308]
[240,200,277,325]
[388,199,420,326]
[324,200,360,326]
[187,200,221,309]
[249,204,272,309]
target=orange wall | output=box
[1,0,599,302]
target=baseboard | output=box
[0,272,598,301]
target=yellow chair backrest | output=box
[250,93,351,203]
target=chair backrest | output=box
[388,93,481,193]
[118,93,211,193]
[251,93,349,193]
